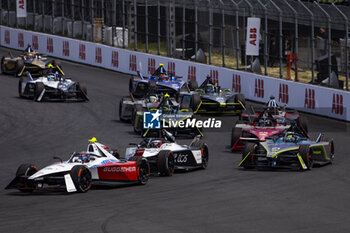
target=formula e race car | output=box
[189,75,246,114]
[1,45,63,77]
[18,71,88,102]
[124,130,208,175]
[241,96,304,128]
[129,63,189,98]
[238,131,334,170]
[132,93,202,137]
[231,109,308,152]
[5,138,150,193]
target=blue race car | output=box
[129,63,189,98]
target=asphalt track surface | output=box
[0,47,350,233]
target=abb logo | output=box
[304,88,315,109]
[79,44,86,60]
[18,0,25,9]
[249,28,257,46]
[95,47,102,63]
[254,79,264,98]
[279,83,289,104]
[168,62,175,75]
[62,41,69,56]
[47,38,53,53]
[129,55,137,71]
[332,94,343,115]
[111,51,118,67]
[210,70,219,85]
[232,74,241,93]
[4,30,10,44]
[188,66,196,81]
[18,33,24,48]
[148,58,155,74]
[32,35,38,50]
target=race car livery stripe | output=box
[238,100,247,111]
[238,152,251,167]
[143,129,150,137]
[195,101,203,113]
[297,153,308,170]
[271,147,299,158]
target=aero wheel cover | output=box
[78,168,92,192]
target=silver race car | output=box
[124,130,209,176]
[18,71,88,102]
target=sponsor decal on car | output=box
[103,167,136,173]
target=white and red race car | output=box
[5,138,149,193]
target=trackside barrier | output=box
[1,25,349,121]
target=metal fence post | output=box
[221,2,226,67]
[256,0,268,75]
[42,0,45,32]
[332,3,348,90]
[284,0,298,81]
[315,2,331,86]
[52,0,55,34]
[91,0,94,42]
[269,0,283,78]
[182,0,186,59]
[195,2,198,62]
[242,0,252,68]
[7,0,9,26]
[122,0,126,48]
[112,0,116,46]
[230,0,239,70]
[61,0,64,35]
[71,0,74,37]
[81,0,84,39]
[298,0,314,83]
[209,5,212,64]
[157,0,160,55]
[133,0,137,51]
[145,0,148,52]
[33,0,36,31]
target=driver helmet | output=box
[149,95,158,103]
[206,84,215,93]
[150,140,163,148]
[78,153,90,163]
[284,132,296,143]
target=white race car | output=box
[6,138,149,193]
[18,71,88,102]
[124,130,209,176]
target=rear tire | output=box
[297,117,309,134]
[77,82,88,100]
[119,96,132,121]
[299,144,313,170]
[70,165,92,193]
[129,156,150,185]
[18,77,24,97]
[1,56,6,74]
[231,120,242,152]
[188,80,198,91]
[157,150,175,176]
[328,139,335,163]
[191,93,201,112]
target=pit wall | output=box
[1,25,348,121]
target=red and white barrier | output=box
[1,25,349,121]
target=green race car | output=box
[238,129,334,170]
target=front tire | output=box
[157,150,175,176]
[70,165,92,193]
[241,143,257,169]
[15,60,25,77]
[129,156,150,185]
[18,77,24,97]
[299,144,313,170]
[34,82,45,101]
[231,120,242,152]
[16,164,38,192]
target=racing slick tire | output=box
[70,165,92,193]
[18,77,24,97]
[16,164,38,192]
[297,117,309,134]
[234,94,246,110]
[129,77,135,93]
[1,56,6,74]
[241,143,257,169]
[128,156,150,185]
[157,150,175,176]
[188,80,198,91]
[231,120,242,152]
[190,93,201,112]
[34,82,45,101]
[15,60,25,77]
[76,82,88,100]
[328,139,335,164]
[299,144,313,170]
[191,141,209,169]
[119,96,132,121]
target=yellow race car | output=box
[1,45,63,77]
